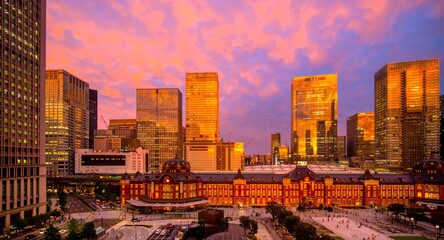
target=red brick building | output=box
[121,159,444,211]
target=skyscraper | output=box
[46,70,90,176]
[346,112,375,160]
[186,72,219,171]
[217,142,244,171]
[136,88,183,171]
[441,95,444,161]
[271,133,281,165]
[291,74,338,163]
[0,0,46,233]
[88,89,98,149]
[375,59,440,170]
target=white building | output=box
[75,147,148,174]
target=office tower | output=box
[186,72,219,171]
[108,119,137,138]
[337,136,346,158]
[291,74,338,162]
[278,145,289,164]
[136,88,183,171]
[271,133,281,165]
[217,142,244,171]
[346,113,375,162]
[88,89,98,149]
[0,0,46,233]
[46,70,90,176]
[441,95,444,160]
[375,59,440,170]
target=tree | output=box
[387,203,406,220]
[219,217,229,232]
[57,189,68,214]
[297,204,306,212]
[44,224,61,240]
[81,221,97,240]
[278,209,293,225]
[431,212,444,235]
[294,222,317,240]
[406,206,427,224]
[266,201,285,220]
[284,215,300,234]
[12,218,27,234]
[239,216,251,236]
[195,219,206,240]
[249,219,258,235]
[66,219,82,240]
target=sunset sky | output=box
[46,0,444,154]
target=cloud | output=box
[47,0,444,154]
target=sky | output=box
[46,0,444,155]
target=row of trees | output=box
[44,219,97,240]
[239,216,258,237]
[266,201,334,240]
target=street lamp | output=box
[410,217,414,232]
[375,206,378,219]
[437,225,440,240]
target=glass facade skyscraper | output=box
[45,70,90,176]
[88,89,98,149]
[185,72,219,171]
[291,74,338,162]
[346,112,375,160]
[136,88,183,171]
[0,0,46,233]
[375,59,440,171]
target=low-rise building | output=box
[75,147,148,174]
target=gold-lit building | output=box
[217,142,244,171]
[185,72,219,171]
[0,0,47,233]
[136,88,183,171]
[346,113,375,161]
[291,74,338,162]
[271,133,281,165]
[375,59,440,171]
[46,70,90,176]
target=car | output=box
[154,229,161,234]
[160,230,166,235]
[24,234,37,240]
[131,217,140,222]
[59,229,67,234]
[39,228,46,234]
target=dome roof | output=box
[412,159,444,175]
[162,158,191,173]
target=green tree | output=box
[266,201,285,220]
[406,206,427,224]
[57,189,68,213]
[297,204,306,212]
[294,222,317,240]
[66,219,82,240]
[12,218,27,234]
[316,233,335,240]
[278,209,293,225]
[430,212,444,235]
[44,224,61,240]
[284,215,300,234]
[195,219,206,240]
[387,203,405,220]
[249,219,258,235]
[239,216,251,236]
[81,221,97,240]
[219,217,229,232]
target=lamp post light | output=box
[437,225,440,240]
[375,206,378,219]
[410,218,414,232]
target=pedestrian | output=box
[337,225,339,228]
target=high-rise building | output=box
[136,88,183,171]
[291,74,338,163]
[88,89,98,149]
[0,0,46,233]
[46,70,90,176]
[108,119,137,138]
[185,72,219,171]
[337,136,346,158]
[278,145,290,164]
[375,59,440,170]
[441,95,444,161]
[346,113,375,160]
[271,133,281,165]
[217,142,244,171]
